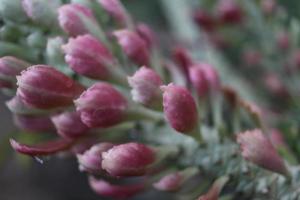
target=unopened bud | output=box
[161,83,198,133]
[0,0,28,22]
[242,49,262,67]
[216,0,243,24]
[77,142,114,173]
[276,31,290,50]
[102,142,155,177]
[128,66,162,108]
[197,176,229,200]
[113,29,150,66]
[89,177,144,198]
[74,82,127,128]
[52,111,89,139]
[136,23,156,49]
[172,46,193,79]
[13,114,54,132]
[193,9,217,32]
[16,65,84,109]
[58,3,97,37]
[63,34,114,80]
[46,37,65,67]
[237,129,289,176]
[99,0,128,26]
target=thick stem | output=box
[125,105,164,122]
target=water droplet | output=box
[33,156,44,164]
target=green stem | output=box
[125,105,164,122]
[0,42,38,62]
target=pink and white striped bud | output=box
[63,34,114,80]
[16,65,84,109]
[128,66,162,108]
[22,0,61,26]
[102,142,155,177]
[74,83,128,128]
[77,142,114,173]
[58,3,97,37]
[89,177,144,198]
[0,56,30,89]
[113,29,150,66]
[216,0,243,24]
[197,176,229,200]
[13,114,54,133]
[161,84,198,133]
[98,0,128,26]
[136,23,156,49]
[237,129,289,176]
[51,111,89,139]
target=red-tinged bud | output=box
[89,177,144,199]
[261,0,277,16]
[22,0,61,26]
[128,66,162,108]
[153,173,182,192]
[102,142,155,177]
[237,129,289,176]
[161,83,198,133]
[172,46,193,78]
[13,114,54,133]
[216,0,243,24]
[58,4,97,37]
[242,49,262,67]
[16,65,84,109]
[276,31,290,50]
[74,83,127,128]
[113,29,150,66]
[10,138,75,156]
[62,34,115,80]
[269,129,287,149]
[51,111,89,139]
[99,0,128,26]
[264,73,288,97]
[0,56,30,89]
[77,142,114,173]
[136,23,156,49]
[193,9,217,32]
[197,176,228,200]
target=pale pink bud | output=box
[199,63,220,91]
[58,3,96,37]
[161,83,198,133]
[197,176,228,200]
[153,172,183,192]
[62,34,114,80]
[276,31,290,50]
[264,73,288,97]
[102,142,155,177]
[16,65,84,109]
[172,46,193,79]
[237,129,289,176]
[13,114,54,133]
[89,177,144,199]
[113,29,150,66]
[0,56,30,89]
[128,66,162,107]
[51,111,89,139]
[136,23,156,49]
[77,142,114,173]
[189,66,209,97]
[74,83,128,128]
[98,0,128,26]
[217,0,243,24]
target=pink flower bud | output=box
[264,73,288,97]
[193,9,217,32]
[74,83,127,128]
[161,84,198,133]
[51,111,89,139]
[98,0,128,26]
[136,23,156,49]
[0,56,30,89]
[128,66,162,107]
[172,46,193,78]
[16,65,84,109]
[199,63,220,91]
[58,4,96,37]
[102,142,155,177]
[269,129,287,149]
[153,172,182,192]
[242,49,262,67]
[89,177,144,199]
[77,142,114,173]
[6,95,47,115]
[216,0,243,24]
[113,29,150,66]
[237,129,289,176]
[62,34,114,80]
[276,31,290,50]
[261,0,277,16]
[13,114,55,133]
[22,0,60,26]
[197,176,228,200]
